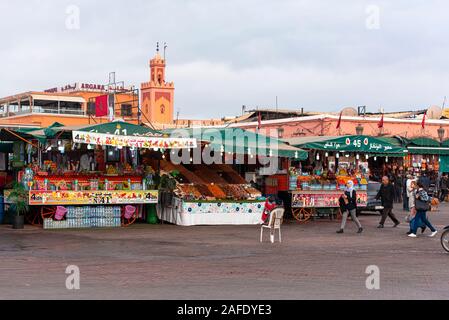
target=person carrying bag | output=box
[336,181,363,234]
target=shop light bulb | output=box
[374,156,377,161]
[386,157,389,163]
[162,154,166,159]
[295,152,298,158]
[153,147,159,152]
[336,153,340,159]
[345,154,350,158]
[356,154,360,160]
[325,152,329,157]
[316,153,320,161]
[365,154,369,159]
[189,157,193,162]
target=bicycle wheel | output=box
[441,230,449,253]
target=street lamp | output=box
[438,126,445,142]
[356,124,364,135]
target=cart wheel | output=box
[441,230,449,253]
[121,206,138,227]
[25,207,44,226]
[292,208,313,223]
[41,206,57,221]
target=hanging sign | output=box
[28,190,159,206]
[72,131,197,149]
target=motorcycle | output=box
[441,226,449,253]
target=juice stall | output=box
[2,121,196,229]
[285,135,408,223]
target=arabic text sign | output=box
[29,190,159,206]
[73,131,197,149]
[322,137,394,153]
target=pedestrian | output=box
[408,182,438,238]
[418,171,431,191]
[376,176,401,228]
[403,174,412,211]
[395,171,404,204]
[439,174,449,202]
[406,180,426,235]
[337,181,363,234]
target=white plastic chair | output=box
[260,208,285,243]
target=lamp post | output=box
[438,126,445,142]
[356,124,364,135]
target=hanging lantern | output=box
[316,153,320,161]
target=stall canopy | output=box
[285,135,408,156]
[440,156,449,173]
[0,121,198,150]
[72,121,197,149]
[164,127,308,159]
[405,137,449,155]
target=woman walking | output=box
[337,181,363,234]
[408,182,438,238]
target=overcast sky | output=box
[1,0,449,118]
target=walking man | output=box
[439,174,448,202]
[376,176,400,228]
[336,181,363,234]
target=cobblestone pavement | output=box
[1,203,448,300]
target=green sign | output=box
[294,135,407,155]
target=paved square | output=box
[1,204,448,300]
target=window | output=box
[121,104,132,117]
[87,102,96,115]
[277,128,284,138]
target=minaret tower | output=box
[141,43,175,124]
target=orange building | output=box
[141,51,175,124]
[0,83,139,128]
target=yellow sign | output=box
[28,190,159,206]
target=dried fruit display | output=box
[243,186,262,198]
[177,184,202,199]
[194,184,215,198]
[207,184,227,199]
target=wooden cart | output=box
[291,190,368,223]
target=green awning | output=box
[408,137,441,147]
[285,135,407,156]
[440,156,449,173]
[165,127,308,159]
[406,137,449,155]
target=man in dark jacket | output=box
[440,174,449,202]
[376,176,400,228]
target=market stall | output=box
[157,128,307,226]
[285,135,407,222]
[2,121,196,229]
